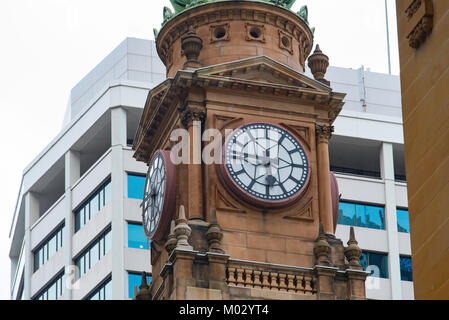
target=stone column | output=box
[346,269,369,300]
[111,107,127,299]
[316,125,334,234]
[178,98,206,221]
[64,150,80,300]
[171,249,197,300]
[380,142,402,300]
[313,266,338,300]
[24,192,39,300]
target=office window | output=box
[34,272,64,300]
[128,272,152,299]
[400,256,413,282]
[33,224,65,272]
[397,208,410,233]
[338,202,385,230]
[86,277,112,300]
[75,228,111,279]
[128,223,150,250]
[128,174,146,200]
[359,251,389,279]
[75,179,111,232]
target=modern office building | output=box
[9,38,413,300]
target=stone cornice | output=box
[133,58,345,163]
[157,1,313,67]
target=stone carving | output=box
[178,103,207,128]
[173,205,193,250]
[313,223,331,266]
[316,125,334,142]
[405,0,434,49]
[308,45,330,86]
[165,220,178,255]
[344,227,363,270]
[181,26,203,69]
[205,210,224,253]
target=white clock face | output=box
[223,123,310,207]
[142,152,166,239]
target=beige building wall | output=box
[395,0,449,299]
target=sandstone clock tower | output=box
[133,0,368,300]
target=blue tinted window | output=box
[337,202,356,226]
[365,205,385,230]
[128,223,150,250]
[355,204,366,228]
[338,201,385,230]
[360,251,389,279]
[397,209,410,233]
[128,174,146,199]
[128,273,152,299]
[400,256,413,281]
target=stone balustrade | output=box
[226,260,316,295]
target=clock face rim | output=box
[219,122,311,209]
[142,150,176,241]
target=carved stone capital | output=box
[316,125,334,143]
[178,102,206,128]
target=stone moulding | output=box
[156,1,313,71]
[132,56,346,163]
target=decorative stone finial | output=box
[344,227,363,270]
[134,271,152,300]
[313,223,331,266]
[308,45,330,86]
[205,210,224,254]
[165,220,178,255]
[181,26,203,69]
[174,205,193,250]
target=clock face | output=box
[220,123,310,209]
[142,150,176,240]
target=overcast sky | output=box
[0,0,399,300]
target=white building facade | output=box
[9,38,413,300]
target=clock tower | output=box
[133,0,368,300]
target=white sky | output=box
[0,0,399,300]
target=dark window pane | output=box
[366,205,385,230]
[400,256,413,281]
[397,209,410,233]
[34,249,41,272]
[128,223,150,250]
[75,210,81,232]
[363,252,389,279]
[127,175,146,200]
[337,202,356,226]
